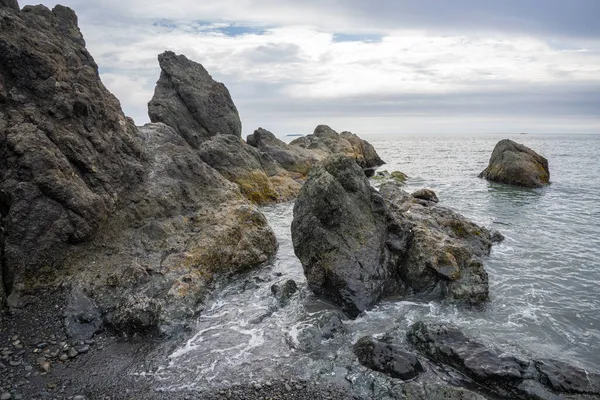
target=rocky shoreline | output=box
[0,1,594,400]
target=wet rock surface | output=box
[407,321,600,399]
[292,155,494,317]
[353,336,424,380]
[479,139,550,188]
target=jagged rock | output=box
[271,279,298,306]
[148,51,241,147]
[0,6,277,335]
[0,0,19,11]
[291,155,393,317]
[197,135,301,204]
[291,155,492,317]
[247,128,314,175]
[353,336,424,380]
[479,139,550,188]
[0,3,144,300]
[290,125,384,174]
[381,183,491,303]
[407,321,600,399]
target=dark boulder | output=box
[148,51,241,147]
[271,279,298,306]
[353,336,424,380]
[291,154,393,317]
[479,139,550,188]
[292,156,493,317]
[407,321,600,399]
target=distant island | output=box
[286,133,304,136]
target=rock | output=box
[0,3,144,304]
[411,188,439,204]
[353,336,424,380]
[491,230,505,243]
[479,139,550,188]
[110,294,162,334]
[381,183,491,304]
[197,135,301,204]
[407,321,600,399]
[247,128,313,175]
[292,156,493,316]
[67,347,78,359]
[0,0,18,11]
[407,321,524,387]
[291,155,391,317]
[373,170,408,185]
[271,279,298,306]
[148,51,241,147]
[290,125,384,174]
[64,289,102,340]
[0,392,11,400]
[0,6,277,336]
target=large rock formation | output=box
[0,3,277,335]
[291,155,492,317]
[148,51,241,148]
[0,2,144,302]
[407,321,600,399]
[247,127,314,175]
[479,139,550,188]
[197,135,302,204]
[289,125,384,174]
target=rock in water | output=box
[353,336,424,380]
[292,155,493,317]
[148,51,241,147]
[407,321,600,399]
[291,155,391,317]
[0,5,277,335]
[289,125,384,175]
[247,128,314,175]
[479,139,550,188]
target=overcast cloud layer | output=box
[21,0,600,134]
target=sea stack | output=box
[479,139,550,188]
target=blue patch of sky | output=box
[152,19,268,36]
[332,33,383,43]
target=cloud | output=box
[18,0,600,134]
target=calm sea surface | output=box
[154,133,600,391]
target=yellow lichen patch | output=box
[234,170,279,205]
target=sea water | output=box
[153,132,600,391]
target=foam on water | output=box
[151,133,600,391]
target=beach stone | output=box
[0,392,11,400]
[411,188,439,203]
[479,139,550,188]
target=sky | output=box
[20,0,600,135]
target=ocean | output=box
[152,132,600,391]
